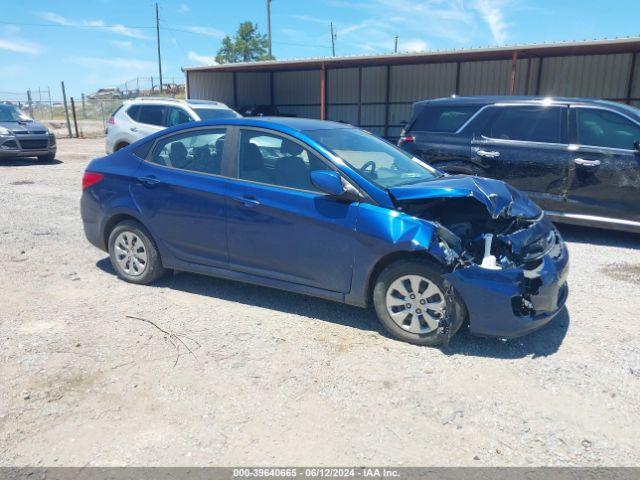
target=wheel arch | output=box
[365,250,446,307]
[102,211,151,251]
[114,141,130,151]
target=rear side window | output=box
[150,128,227,176]
[576,108,640,150]
[485,106,563,143]
[138,105,166,126]
[126,105,140,121]
[411,105,480,132]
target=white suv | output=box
[105,98,240,153]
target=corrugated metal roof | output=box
[182,37,640,73]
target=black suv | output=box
[398,96,640,233]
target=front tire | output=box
[108,220,166,284]
[373,259,466,346]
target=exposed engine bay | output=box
[397,196,557,270]
[388,175,558,271]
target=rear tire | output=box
[108,220,166,284]
[373,259,466,346]
[37,153,55,163]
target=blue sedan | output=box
[81,117,569,346]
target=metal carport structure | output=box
[183,37,640,140]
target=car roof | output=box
[190,117,352,132]
[124,97,231,109]
[414,95,637,111]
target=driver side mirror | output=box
[310,170,359,201]
[634,140,640,152]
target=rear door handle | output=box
[574,158,601,167]
[137,176,160,187]
[477,149,500,158]
[130,127,138,132]
[232,195,261,207]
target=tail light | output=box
[107,116,115,125]
[82,172,104,190]
[398,135,414,147]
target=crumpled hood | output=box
[388,174,541,219]
[0,120,48,134]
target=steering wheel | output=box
[360,161,377,175]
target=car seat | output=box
[240,143,271,183]
[275,140,311,189]
[169,142,189,168]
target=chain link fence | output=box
[1,77,185,138]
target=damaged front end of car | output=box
[389,175,569,341]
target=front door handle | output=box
[232,195,261,207]
[137,176,160,187]
[574,158,601,167]
[130,127,138,132]
[477,149,500,158]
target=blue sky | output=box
[1,0,639,98]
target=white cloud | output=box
[36,11,150,39]
[109,40,133,49]
[184,26,224,38]
[187,51,217,66]
[402,39,429,52]
[291,0,512,51]
[473,0,509,44]
[0,38,41,55]
[179,3,190,13]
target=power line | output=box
[0,20,155,29]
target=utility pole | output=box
[394,35,398,53]
[330,22,336,57]
[266,0,272,59]
[155,3,163,93]
[60,81,72,138]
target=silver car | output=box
[0,104,56,162]
[105,97,240,153]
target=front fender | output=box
[345,203,450,307]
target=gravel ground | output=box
[1,138,639,467]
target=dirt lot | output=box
[1,138,639,466]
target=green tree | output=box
[215,22,273,63]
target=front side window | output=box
[150,128,226,176]
[138,105,166,126]
[166,107,192,127]
[238,130,330,191]
[304,127,438,188]
[485,106,563,143]
[576,108,640,150]
[411,105,479,133]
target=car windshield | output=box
[194,108,241,120]
[303,127,439,188]
[0,104,31,122]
